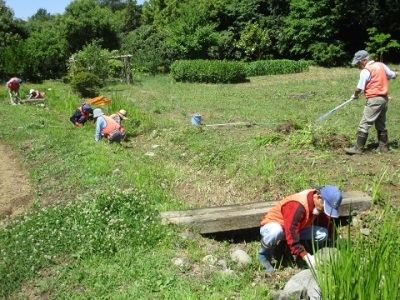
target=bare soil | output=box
[0,142,33,217]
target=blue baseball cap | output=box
[320,185,342,218]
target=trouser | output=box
[9,88,20,104]
[358,96,388,133]
[258,222,328,263]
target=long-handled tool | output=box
[316,97,355,121]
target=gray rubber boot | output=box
[9,94,17,105]
[258,244,275,274]
[376,130,389,153]
[345,131,367,154]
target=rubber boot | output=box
[258,243,275,274]
[344,131,367,154]
[9,95,17,105]
[376,130,389,153]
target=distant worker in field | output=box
[28,89,45,99]
[6,77,23,105]
[93,108,126,143]
[345,50,398,155]
[70,103,93,127]
[110,109,128,125]
[258,185,342,274]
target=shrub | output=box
[245,59,310,77]
[70,71,102,98]
[170,60,247,83]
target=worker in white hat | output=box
[28,89,45,99]
[93,108,126,143]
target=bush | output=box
[245,59,310,77]
[70,71,102,98]
[170,60,247,83]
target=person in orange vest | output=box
[28,89,45,99]
[6,77,23,105]
[258,185,342,274]
[70,103,93,127]
[93,108,126,143]
[345,50,398,154]
[109,109,128,125]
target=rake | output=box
[316,97,355,122]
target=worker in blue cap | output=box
[70,103,93,127]
[258,185,343,274]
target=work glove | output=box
[303,253,316,271]
[350,94,359,101]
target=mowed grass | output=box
[0,66,400,299]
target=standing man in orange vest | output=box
[6,77,22,105]
[93,108,126,143]
[258,185,342,274]
[345,50,398,154]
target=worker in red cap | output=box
[6,77,22,105]
[258,185,343,274]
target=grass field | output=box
[1,66,400,299]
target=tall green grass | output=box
[317,204,400,299]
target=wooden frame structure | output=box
[109,54,133,84]
[68,54,134,84]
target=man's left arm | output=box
[383,64,397,79]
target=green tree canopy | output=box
[60,0,120,53]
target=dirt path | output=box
[0,142,33,217]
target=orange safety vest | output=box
[364,62,388,98]
[7,77,20,89]
[78,106,90,119]
[260,189,317,228]
[101,115,123,140]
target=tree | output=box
[278,0,346,66]
[366,27,400,62]
[97,0,127,12]
[68,41,112,82]
[60,0,120,53]
[29,8,53,22]
[121,25,177,73]
[23,25,69,81]
[122,0,142,32]
[0,0,27,77]
[235,21,271,61]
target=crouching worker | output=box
[110,109,128,125]
[70,103,93,127]
[29,89,45,99]
[258,185,342,274]
[93,108,126,143]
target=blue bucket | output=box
[191,114,202,125]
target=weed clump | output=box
[312,133,349,150]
